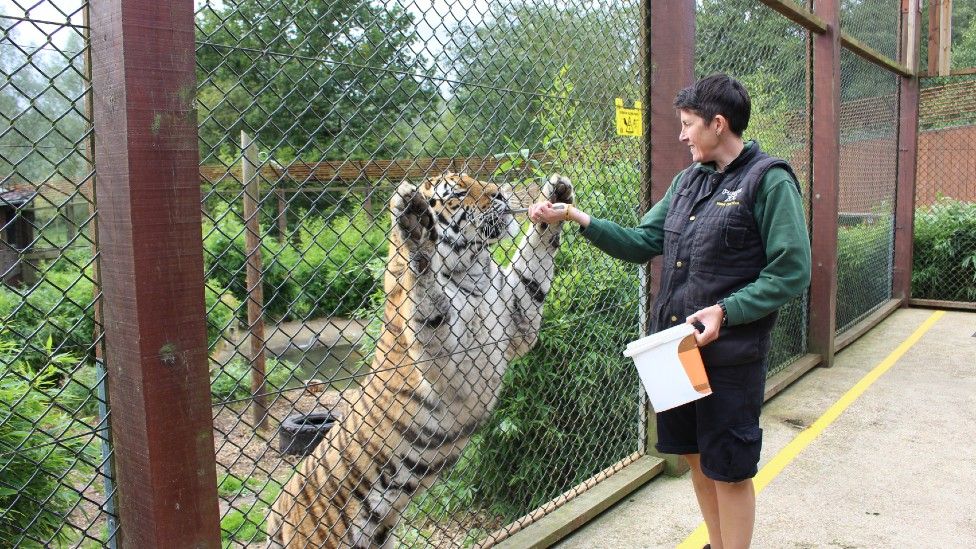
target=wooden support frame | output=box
[89,0,221,545]
[928,0,953,75]
[760,0,914,78]
[646,0,695,476]
[894,0,923,302]
[809,0,842,367]
[759,0,828,33]
[241,132,268,429]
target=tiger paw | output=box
[391,181,437,251]
[543,174,575,206]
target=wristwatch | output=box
[717,300,728,326]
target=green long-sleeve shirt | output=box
[580,161,811,326]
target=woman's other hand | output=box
[686,304,724,346]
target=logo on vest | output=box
[716,188,742,207]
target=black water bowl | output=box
[278,411,339,457]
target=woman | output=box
[529,73,811,549]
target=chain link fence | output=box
[0,0,117,546]
[841,0,901,62]
[195,0,645,545]
[695,0,810,376]
[0,0,949,545]
[914,74,976,304]
[835,48,899,332]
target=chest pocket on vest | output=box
[662,213,685,262]
[692,214,764,275]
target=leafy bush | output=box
[466,257,640,518]
[204,205,388,322]
[205,282,240,348]
[912,198,976,302]
[0,250,95,369]
[836,214,894,328]
[51,364,103,420]
[0,337,92,545]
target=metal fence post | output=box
[89,0,222,544]
[809,0,842,367]
[894,0,922,302]
[646,0,695,475]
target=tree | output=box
[0,16,89,186]
[195,0,437,164]
[442,2,641,156]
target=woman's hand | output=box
[528,201,564,224]
[686,304,724,347]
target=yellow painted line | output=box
[677,310,945,549]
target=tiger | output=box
[265,172,574,548]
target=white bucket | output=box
[623,323,711,412]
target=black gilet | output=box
[651,143,798,366]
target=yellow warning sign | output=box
[615,98,643,137]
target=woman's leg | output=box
[684,454,722,549]
[714,477,755,549]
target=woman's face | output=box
[678,109,719,164]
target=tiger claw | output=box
[543,174,575,205]
[391,182,436,248]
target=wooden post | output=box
[894,0,923,302]
[809,0,842,367]
[241,132,267,429]
[938,0,953,76]
[646,0,695,476]
[276,187,287,243]
[89,0,221,544]
[928,0,953,76]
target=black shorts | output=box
[654,357,768,482]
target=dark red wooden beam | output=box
[809,0,842,366]
[647,0,695,323]
[89,0,221,544]
[894,0,923,302]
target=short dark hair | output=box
[673,73,751,136]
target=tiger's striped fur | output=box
[266,173,574,548]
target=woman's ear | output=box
[712,114,728,136]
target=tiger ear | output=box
[421,178,433,191]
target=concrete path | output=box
[555,307,976,548]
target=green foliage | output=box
[446,3,639,156]
[220,506,266,546]
[205,282,240,348]
[210,356,295,404]
[836,214,895,328]
[466,257,639,518]
[204,205,388,322]
[912,198,976,302]
[220,477,281,546]
[0,335,92,546]
[696,0,807,93]
[0,249,95,370]
[195,0,436,163]
[51,364,102,420]
[0,16,89,183]
[217,472,264,498]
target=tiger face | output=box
[420,173,519,256]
